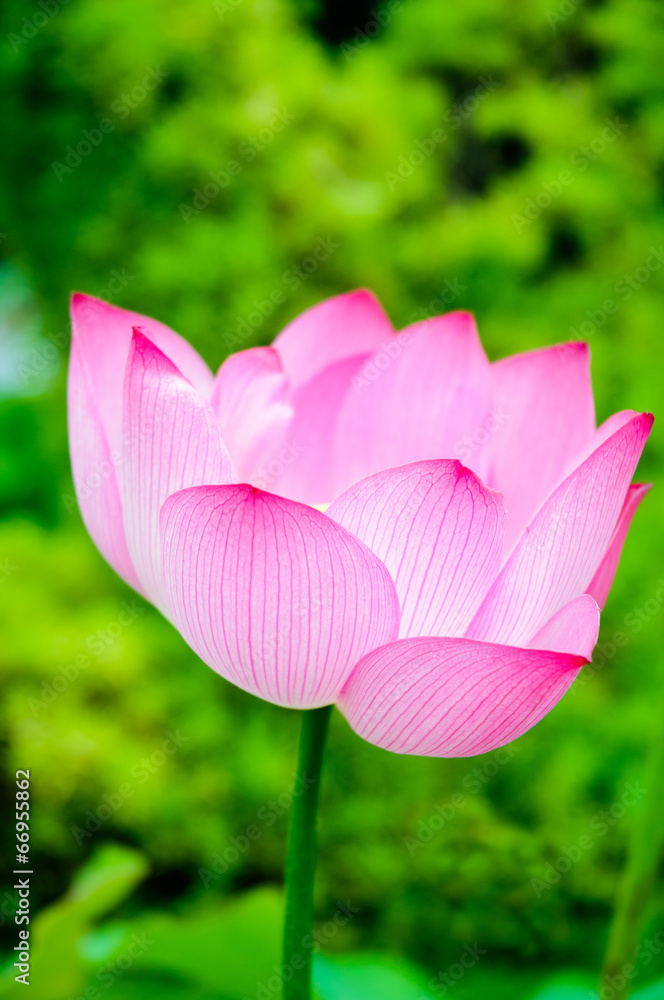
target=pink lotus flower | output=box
[68,290,652,757]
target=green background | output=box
[0,0,663,995]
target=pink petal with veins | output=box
[338,636,587,757]
[123,331,234,611]
[211,347,293,483]
[332,312,492,491]
[467,412,653,647]
[586,483,652,609]
[488,343,595,555]
[160,484,400,707]
[273,288,393,389]
[327,460,505,638]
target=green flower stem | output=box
[282,704,333,1000]
[600,709,664,998]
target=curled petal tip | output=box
[339,636,586,758]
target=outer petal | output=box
[488,343,596,555]
[586,483,652,609]
[70,293,214,459]
[527,594,600,658]
[337,637,586,757]
[273,289,394,389]
[67,339,143,593]
[211,347,293,483]
[123,332,234,611]
[332,312,492,492]
[563,409,638,473]
[467,412,653,647]
[159,485,400,708]
[327,460,505,638]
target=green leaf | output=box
[313,953,438,1000]
[634,978,664,1000]
[529,986,596,1000]
[0,844,147,1000]
[89,887,284,997]
[530,973,664,1000]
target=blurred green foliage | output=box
[2,843,664,999]
[0,0,663,994]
